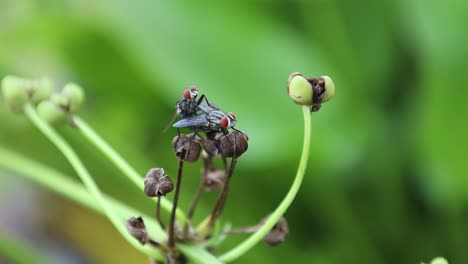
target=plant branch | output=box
[72,116,186,224]
[168,158,184,251]
[23,103,166,260]
[0,146,222,264]
[219,105,312,262]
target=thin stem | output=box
[223,225,260,235]
[72,116,186,224]
[209,158,237,227]
[23,104,165,260]
[168,158,184,250]
[187,182,204,221]
[0,147,222,264]
[219,106,312,262]
[156,197,165,230]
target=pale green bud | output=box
[1,76,29,112]
[30,78,53,104]
[62,83,84,113]
[319,75,335,103]
[287,72,313,106]
[430,257,448,264]
[37,100,68,124]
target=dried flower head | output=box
[262,216,289,246]
[219,130,249,158]
[126,216,149,245]
[144,168,174,197]
[203,131,248,158]
[172,134,202,162]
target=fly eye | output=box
[182,89,191,99]
[228,112,236,120]
[220,116,229,128]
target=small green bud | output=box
[1,76,28,112]
[30,78,53,104]
[37,100,68,124]
[319,75,335,103]
[62,83,84,113]
[430,257,448,264]
[287,72,313,106]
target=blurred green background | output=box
[1,0,468,263]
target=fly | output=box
[163,86,200,132]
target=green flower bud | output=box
[1,75,28,112]
[287,72,313,106]
[430,257,448,264]
[30,78,53,104]
[319,75,335,103]
[37,100,68,124]
[62,83,84,113]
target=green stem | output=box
[72,116,186,224]
[219,106,311,262]
[0,146,222,264]
[23,104,165,261]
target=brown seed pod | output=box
[144,168,174,197]
[203,168,226,191]
[218,130,249,158]
[203,132,224,157]
[172,134,202,162]
[126,216,149,245]
[262,216,289,246]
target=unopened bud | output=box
[37,100,68,124]
[62,83,84,113]
[29,78,52,104]
[126,216,149,245]
[172,134,202,162]
[287,72,335,111]
[262,216,289,246]
[144,168,174,197]
[1,76,28,112]
[219,130,249,158]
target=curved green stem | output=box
[23,104,165,261]
[219,105,311,262]
[72,116,186,224]
[0,147,222,264]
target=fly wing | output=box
[197,95,220,113]
[172,114,208,128]
[163,109,178,132]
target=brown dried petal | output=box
[263,216,289,246]
[126,216,149,245]
[219,130,249,158]
[172,134,202,162]
[144,168,174,197]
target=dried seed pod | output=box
[203,168,226,191]
[144,168,174,197]
[262,216,289,246]
[219,130,249,158]
[172,134,202,162]
[203,132,224,157]
[126,216,149,245]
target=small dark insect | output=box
[163,86,200,132]
[172,109,237,133]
